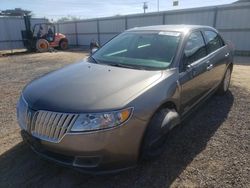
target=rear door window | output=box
[183,31,207,65]
[204,30,224,54]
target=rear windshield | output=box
[92,31,181,70]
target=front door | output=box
[179,31,210,114]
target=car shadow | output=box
[0,90,235,187]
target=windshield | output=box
[91,31,181,70]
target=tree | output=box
[57,15,81,22]
[0,8,31,16]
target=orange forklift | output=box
[22,15,68,52]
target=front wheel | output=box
[36,39,49,52]
[141,108,179,160]
[217,67,232,95]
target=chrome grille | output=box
[31,111,78,143]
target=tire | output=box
[36,39,49,53]
[141,108,179,160]
[217,67,232,95]
[59,40,68,50]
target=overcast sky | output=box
[1,0,237,20]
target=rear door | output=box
[202,30,229,90]
[179,30,210,114]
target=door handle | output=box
[207,64,213,71]
[225,52,230,57]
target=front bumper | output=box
[20,117,147,174]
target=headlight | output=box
[71,108,133,132]
[16,94,28,130]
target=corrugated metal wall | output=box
[1,3,249,53]
[216,6,250,51]
[56,2,250,53]
[0,17,48,50]
[164,10,215,26]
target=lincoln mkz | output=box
[17,25,234,174]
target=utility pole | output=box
[143,2,148,13]
[157,0,159,12]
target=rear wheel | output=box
[217,67,232,95]
[59,40,68,50]
[141,108,179,160]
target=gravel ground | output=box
[0,51,249,188]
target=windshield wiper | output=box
[88,59,147,70]
[109,63,146,70]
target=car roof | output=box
[127,24,216,34]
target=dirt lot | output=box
[0,51,249,188]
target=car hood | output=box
[23,61,163,112]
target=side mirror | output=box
[90,41,100,55]
[91,47,99,54]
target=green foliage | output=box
[57,16,81,22]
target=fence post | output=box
[97,19,100,45]
[5,18,13,53]
[125,16,128,30]
[162,13,166,25]
[75,21,78,47]
[57,23,60,33]
[213,7,218,28]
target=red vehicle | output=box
[22,16,68,52]
[33,23,68,52]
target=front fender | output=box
[128,68,180,122]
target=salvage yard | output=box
[0,51,249,187]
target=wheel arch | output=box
[158,101,178,112]
[59,37,68,44]
[138,99,179,160]
[145,100,179,127]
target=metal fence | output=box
[0,17,47,51]
[56,2,250,54]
